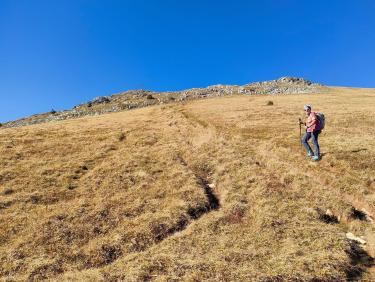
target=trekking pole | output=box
[298,118,302,149]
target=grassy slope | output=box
[1,87,375,281]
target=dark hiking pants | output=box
[301,130,321,157]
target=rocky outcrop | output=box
[1,77,325,128]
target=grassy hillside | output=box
[1,87,375,281]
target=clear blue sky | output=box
[1,0,375,122]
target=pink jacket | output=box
[306,112,319,132]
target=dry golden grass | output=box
[1,87,375,281]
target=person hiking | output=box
[300,104,321,161]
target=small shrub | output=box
[80,165,88,171]
[266,101,274,106]
[225,203,247,224]
[67,184,76,190]
[30,195,41,204]
[146,94,155,100]
[50,109,56,114]
[117,132,126,141]
[0,201,13,209]
[119,103,128,110]
[3,188,14,195]
[100,244,122,265]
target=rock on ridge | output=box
[1,77,325,128]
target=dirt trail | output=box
[172,101,375,280]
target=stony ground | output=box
[1,87,374,281]
[1,77,324,128]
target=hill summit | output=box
[2,77,323,128]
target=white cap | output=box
[304,104,311,111]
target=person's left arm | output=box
[306,113,317,129]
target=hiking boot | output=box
[311,156,320,162]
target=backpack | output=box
[316,112,325,130]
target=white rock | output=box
[346,232,366,244]
[326,209,333,216]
